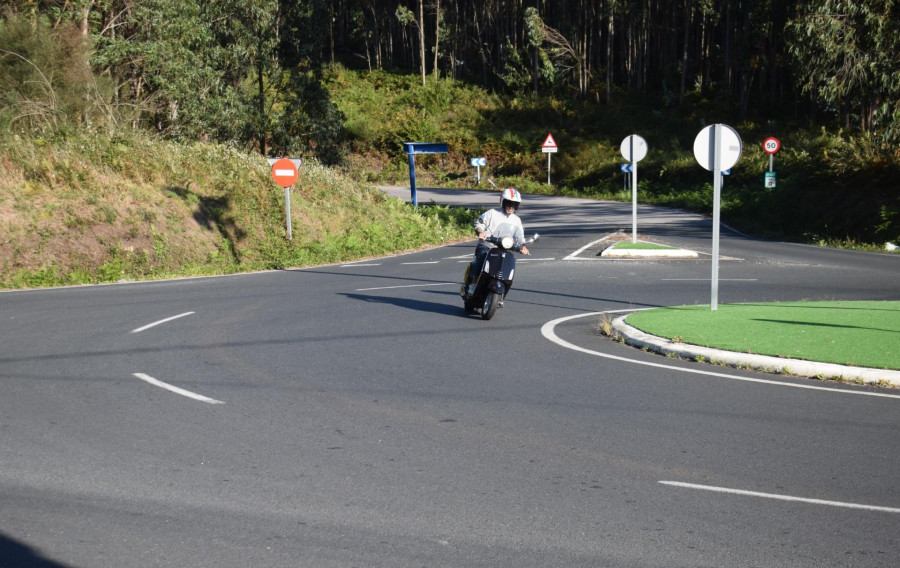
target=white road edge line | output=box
[564,237,609,260]
[131,312,195,334]
[340,263,382,267]
[540,310,900,400]
[402,261,440,265]
[356,282,457,292]
[659,481,900,514]
[133,373,224,405]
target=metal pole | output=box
[284,187,293,241]
[407,153,417,206]
[769,154,774,172]
[547,153,552,185]
[711,125,722,311]
[631,162,638,244]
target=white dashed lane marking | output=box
[660,481,900,514]
[133,373,224,405]
[130,312,195,333]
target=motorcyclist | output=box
[461,188,530,296]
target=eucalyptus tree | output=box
[395,0,427,84]
[786,0,900,143]
[85,0,341,160]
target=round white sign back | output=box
[693,124,742,171]
[620,134,648,163]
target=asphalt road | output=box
[2,189,898,567]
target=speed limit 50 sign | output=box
[763,137,780,154]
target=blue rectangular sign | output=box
[403,142,448,206]
[403,142,448,155]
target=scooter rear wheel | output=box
[481,292,501,320]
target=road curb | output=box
[601,247,699,258]
[612,316,900,387]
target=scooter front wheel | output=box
[481,292,501,320]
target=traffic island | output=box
[611,302,900,387]
[565,232,700,260]
[601,241,699,258]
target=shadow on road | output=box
[0,532,76,568]
[341,292,469,318]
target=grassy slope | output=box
[0,131,473,288]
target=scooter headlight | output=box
[500,236,515,249]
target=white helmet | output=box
[500,187,522,211]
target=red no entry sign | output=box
[271,158,300,187]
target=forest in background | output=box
[3,0,899,149]
[1,0,898,254]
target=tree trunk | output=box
[433,0,440,76]
[257,63,267,156]
[679,0,692,103]
[80,1,94,36]
[606,10,613,104]
[329,2,335,64]
[418,0,426,85]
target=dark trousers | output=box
[467,243,491,283]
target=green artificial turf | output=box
[611,241,676,250]
[625,301,900,370]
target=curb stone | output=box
[601,247,699,258]
[612,316,900,387]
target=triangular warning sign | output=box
[542,133,558,148]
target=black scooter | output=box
[461,232,539,320]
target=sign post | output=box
[620,163,632,194]
[693,124,742,311]
[763,137,780,189]
[402,143,448,206]
[269,158,302,241]
[470,157,486,184]
[542,133,558,185]
[620,134,648,243]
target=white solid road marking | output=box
[564,237,608,260]
[340,263,382,267]
[541,310,900,400]
[402,261,440,265]
[130,312,195,334]
[661,278,758,281]
[356,282,457,292]
[133,373,224,405]
[660,481,900,514]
